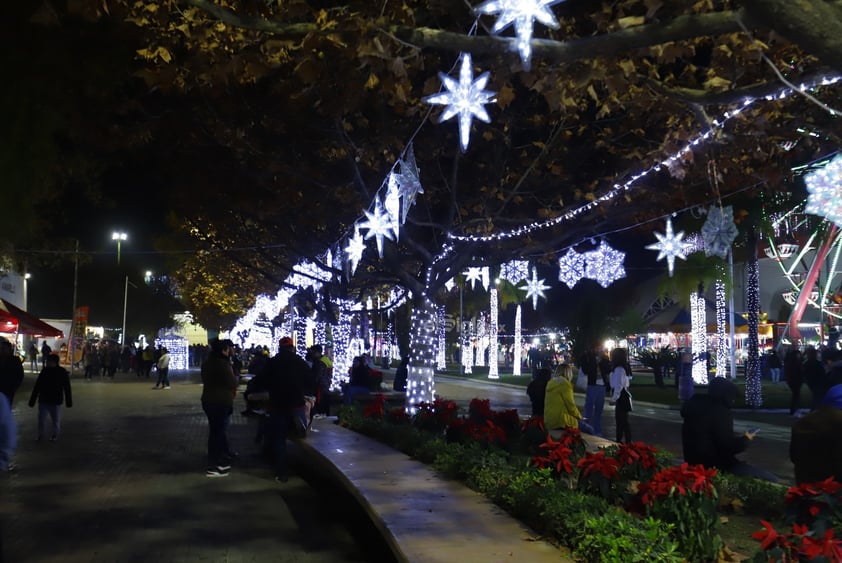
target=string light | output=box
[476,312,487,367]
[557,248,586,289]
[690,290,708,384]
[474,0,563,70]
[513,304,522,376]
[423,52,497,152]
[489,287,499,379]
[745,256,763,407]
[437,305,447,371]
[155,334,189,370]
[715,278,728,378]
[646,217,687,277]
[804,153,842,227]
[461,316,473,374]
[295,316,308,357]
[408,298,438,412]
[583,241,626,288]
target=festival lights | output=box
[499,259,530,285]
[557,247,586,289]
[804,153,842,227]
[423,53,497,152]
[474,0,564,70]
[583,241,626,288]
[745,257,763,407]
[489,287,499,379]
[359,197,396,258]
[437,306,447,371]
[701,205,739,259]
[345,227,365,274]
[521,267,550,309]
[464,266,490,290]
[690,290,708,384]
[155,334,189,371]
[393,143,424,225]
[408,299,438,411]
[513,304,522,376]
[715,278,728,378]
[646,218,687,277]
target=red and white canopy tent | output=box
[0,299,63,337]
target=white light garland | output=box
[464,266,489,290]
[513,304,522,376]
[583,240,626,288]
[521,267,550,309]
[646,217,687,277]
[690,290,708,384]
[408,299,438,412]
[745,256,763,407]
[804,153,842,227]
[558,247,586,289]
[489,287,499,379]
[423,52,497,152]
[461,316,473,375]
[474,0,564,70]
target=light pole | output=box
[112,232,127,264]
[23,272,31,311]
[121,275,128,346]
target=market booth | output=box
[0,299,64,357]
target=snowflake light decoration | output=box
[499,259,530,285]
[645,218,687,277]
[344,227,365,275]
[423,53,496,152]
[584,240,626,288]
[804,153,842,227]
[701,205,739,259]
[475,0,564,70]
[520,267,550,309]
[464,266,489,290]
[392,143,424,225]
[557,248,585,289]
[359,197,396,258]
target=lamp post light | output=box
[144,270,153,284]
[23,272,31,311]
[112,232,127,264]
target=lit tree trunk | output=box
[488,287,499,379]
[407,296,438,411]
[436,305,447,371]
[513,304,522,376]
[715,276,729,378]
[745,228,763,407]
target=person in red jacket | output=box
[28,354,73,442]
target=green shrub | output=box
[714,473,788,519]
[574,514,682,563]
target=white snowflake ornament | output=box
[805,154,842,227]
[701,205,739,259]
[557,248,585,289]
[584,241,626,288]
[646,218,687,277]
[499,259,530,285]
[423,53,497,152]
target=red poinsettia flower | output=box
[799,529,842,561]
[522,416,546,432]
[752,520,787,551]
[577,451,621,479]
[363,394,386,419]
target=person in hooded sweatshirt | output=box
[681,377,777,482]
[544,364,593,434]
[28,354,73,442]
[790,383,842,484]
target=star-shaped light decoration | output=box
[392,143,424,225]
[359,197,396,258]
[584,240,626,288]
[423,53,497,152]
[701,205,739,259]
[384,174,402,240]
[463,266,489,290]
[475,0,564,70]
[499,259,530,285]
[645,218,688,277]
[344,227,365,275]
[557,248,585,289]
[520,267,551,309]
[805,154,842,227]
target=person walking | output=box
[306,345,332,421]
[27,354,73,442]
[609,347,633,444]
[0,339,24,406]
[767,349,782,383]
[784,348,804,416]
[581,349,608,437]
[200,339,238,477]
[28,342,38,371]
[155,347,171,389]
[802,346,827,410]
[40,341,52,372]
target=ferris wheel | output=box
[766,207,842,343]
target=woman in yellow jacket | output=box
[544,364,594,434]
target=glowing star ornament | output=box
[384,174,401,239]
[557,248,585,289]
[701,205,739,259]
[359,197,396,258]
[646,218,688,277]
[464,266,489,290]
[475,0,563,70]
[804,154,842,227]
[393,144,424,224]
[345,227,365,275]
[521,267,550,309]
[423,53,496,152]
[584,241,626,288]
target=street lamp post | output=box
[121,275,128,346]
[112,232,127,264]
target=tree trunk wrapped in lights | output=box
[715,274,728,378]
[489,287,499,379]
[408,296,438,412]
[745,228,762,407]
[513,304,522,376]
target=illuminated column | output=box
[332,307,353,390]
[513,304,522,376]
[488,287,499,379]
[436,306,447,371]
[715,278,728,378]
[314,321,326,347]
[745,244,763,407]
[295,316,307,358]
[690,289,708,384]
[408,297,437,413]
[462,318,473,374]
[476,313,486,367]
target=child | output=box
[609,348,632,443]
[28,354,73,441]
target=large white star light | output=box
[584,241,626,288]
[423,53,497,152]
[805,153,842,227]
[345,227,365,275]
[701,205,739,259]
[558,247,585,289]
[393,143,424,225]
[475,0,564,69]
[521,267,551,309]
[359,197,396,258]
[384,173,402,239]
[646,218,688,277]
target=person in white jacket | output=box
[155,348,171,389]
[609,348,633,443]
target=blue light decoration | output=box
[646,217,687,277]
[474,0,564,70]
[804,153,842,227]
[557,247,586,289]
[701,205,739,259]
[423,53,497,152]
[392,143,424,225]
[344,227,365,275]
[583,240,626,288]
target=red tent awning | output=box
[0,299,63,337]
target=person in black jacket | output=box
[526,367,552,417]
[28,354,72,442]
[680,377,777,481]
